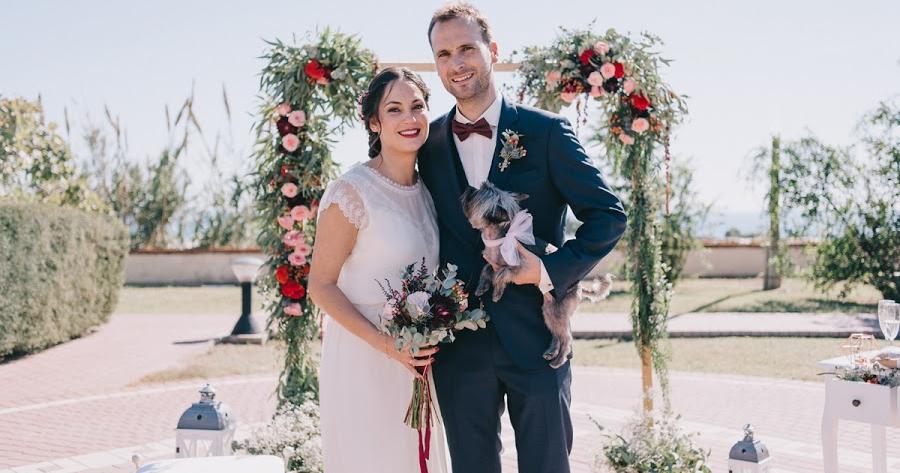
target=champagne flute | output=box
[878,300,899,348]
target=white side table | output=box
[818,346,900,473]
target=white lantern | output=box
[728,424,771,472]
[175,384,237,458]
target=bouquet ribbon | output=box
[481,210,535,266]
[406,365,433,473]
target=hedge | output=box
[0,202,129,359]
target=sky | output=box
[2,0,898,236]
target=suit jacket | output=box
[418,97,626,368]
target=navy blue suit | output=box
[419,98,626,473]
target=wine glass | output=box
[878,300,899,348]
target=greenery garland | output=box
[252,29,376,404]
[514,26,686,411]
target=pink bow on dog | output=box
[482,210,536,266]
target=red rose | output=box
[614,62,625,78]
[630,94,651,111]
[275,265,290,284]
[281,280,306,299]
[305,59,329,81]
[579,49,595,65]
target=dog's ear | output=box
[512,192,529,202]
[459,186,478,215]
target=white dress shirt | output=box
[453,94,554,294]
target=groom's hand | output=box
[487,242,542,286]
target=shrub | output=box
[232,397,323,473]
[0,202,129,359]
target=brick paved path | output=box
[2,313,898,472]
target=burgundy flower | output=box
[277,117,297,136]
[602,78,619,93]
[429,294,457,321]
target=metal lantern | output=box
[728,424,771,472]
[174,384,237,458]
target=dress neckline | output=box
[359,163,421,192]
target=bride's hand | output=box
[381,337,439,379]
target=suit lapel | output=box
[432,109,481,251]
[487,98,519,188]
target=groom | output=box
[418,3,627,473]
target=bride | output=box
[308,67,451,473]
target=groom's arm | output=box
[540,117,626,295]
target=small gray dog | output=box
[460,181,612,368]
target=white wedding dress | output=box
[317,162,451,473]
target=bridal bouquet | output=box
[378,259,488,473]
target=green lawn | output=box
[135,336,853,385]
[580,277,880,315]
[573,337,852,382]
[134,342,286,385]
[116,277,880,316]
[115,285,268,315]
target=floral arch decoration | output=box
[514,26,688,412]
[252,29,376,403]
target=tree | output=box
[78,104,191,249]
[0,95,106,212]
[779,101,899,300]
[659,161,710,284]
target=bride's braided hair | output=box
[358,67,431,158]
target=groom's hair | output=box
[428,2,494,45]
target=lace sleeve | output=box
[317,178,367,229]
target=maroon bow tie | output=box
[452,117,492,141]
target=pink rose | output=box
[381,301,396,320]
[589,86,603,98]
[276,103,291,117]
[293,240,312,258]
[623,79,636,95]
[560,91,578,103]
[594,41,611,55]
[316,76,329,85]
[290,205,311,222]
[282,230,303,247]
[287,110,306,128]
[587,71,604,87]
[599,63,616,80]
[631,118,650,134]
[281,183,299,198]
[283,303,303,316]
[618,133,635,145]
[282,134,300,152]
[288,251,307,266]
[545,70,562,84]
[277,214,295,230]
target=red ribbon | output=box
[417,366,433,473]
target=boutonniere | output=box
[498,129,527,172]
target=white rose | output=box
[405,291,431,320]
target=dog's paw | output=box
[543,339,561,361]
[548,352,568,369]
